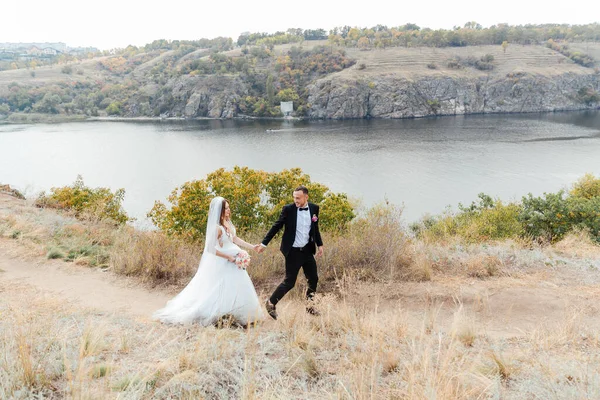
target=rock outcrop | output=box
[306,72,600,119]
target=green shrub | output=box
[148,167,355,242]
[564,196,600,242]
[519,187,600,243]
[455,196,523,242]
[415,178,600,244]
[571,173,600,199]
[519,190,573,242]
[36,175,130,224]
[413,194,523,243]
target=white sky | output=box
[2,0,599,50]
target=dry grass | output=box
[332,44,591,80]
[464,254,503,278]
[0,283,501,399]
[0,57,111,89]
[2,194,600,398]
[110,230,201,287]
[552,229,600,259]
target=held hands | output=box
[253,244,265,253]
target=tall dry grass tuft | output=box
[529,311,583,351]
[316,203,417,283]
[486,350,517,383]
[552,229,600,258]
[15,328,36,388]
[464,253,502,278]
[409,247,433,281]
[110,230,201,287]
[401,328,492,398]
[450,304,478,347]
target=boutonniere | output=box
[312,214,318,222]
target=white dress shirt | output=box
[293,205,311,248]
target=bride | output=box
[153,197,264,326]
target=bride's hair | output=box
[219,198,229,226]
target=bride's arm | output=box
[216,249,236,263]
[233,235,255,251]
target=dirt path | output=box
[0,239,171,319]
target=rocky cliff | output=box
[157,71,600,119]
[306,72,600,119]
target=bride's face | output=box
[224,202,231,220]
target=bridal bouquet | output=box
[235,250,251,270]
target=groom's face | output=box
[293,190,308,208]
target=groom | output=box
[257,185,323,320]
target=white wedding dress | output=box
[153,198,264,326]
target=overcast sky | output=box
[2,0,599,50]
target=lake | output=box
[1,111,599,228]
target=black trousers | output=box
[270,247,318,305]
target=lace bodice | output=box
[217,224,240,253]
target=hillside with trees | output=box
[1,23,599,122]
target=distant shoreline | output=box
[1,107,599,125]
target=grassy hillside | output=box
[1,24,599,121]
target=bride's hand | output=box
[228,255,236,263]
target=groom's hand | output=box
[254,244,265,253]
[316,246,324,257]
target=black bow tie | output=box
[298,207,308,211]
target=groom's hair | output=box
[294,185,308,195]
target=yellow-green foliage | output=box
[570,173,600,200]
[148,167,355,242]
[35,175,129,224]
[455,201,523,242]
[414,194,523,243]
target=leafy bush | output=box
[455,195,523,242]
[447,59,462,69]
[414,175,600,244]
[518,175,600,243]
[570,173,600,199]
[412,193,523,243]
[519,190,569,242]
[36,175,130,224]
[458,55,495,71]
[148,167,355,242]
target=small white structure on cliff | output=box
[280,101,293,116]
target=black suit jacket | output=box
[262,203,323,256]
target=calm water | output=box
[1,111,600,228]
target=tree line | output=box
[239,23,600,49]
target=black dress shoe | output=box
[265,300,278,320]
[306,306,320,316]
